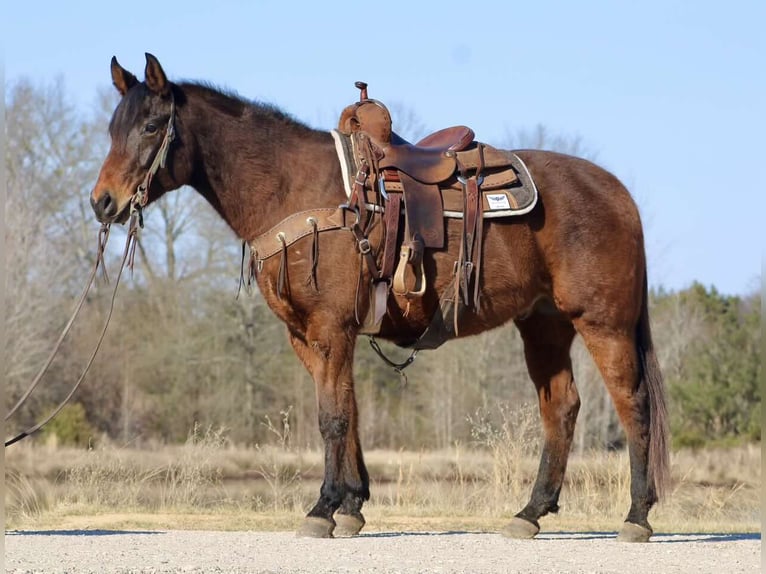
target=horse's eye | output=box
[144,123,158,134]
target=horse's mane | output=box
[109,80,316,147]
[179,81,314,131]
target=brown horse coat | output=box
[92,54,669,542]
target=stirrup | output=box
[392,243,426,298]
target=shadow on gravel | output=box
[356,531,761,543]
[6,530,164,537]
[358,531,619,541]
[651,533,761,543]
[528,532,761,543]
[357,531,474,538]
[538,532,616,541]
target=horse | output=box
[91,53,669,542]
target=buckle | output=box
[358,238,372,255]
[378,173,389,200]
[338,203,361,228]
[457,174,485,186]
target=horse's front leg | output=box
[288,324,369,538]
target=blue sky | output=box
[5,0,764,295]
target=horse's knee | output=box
[562,381,581,421]
[539,373,580,435]
[319,414,349,440]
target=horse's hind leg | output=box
[503,310,579,539]
[288,325,369,538]
[573,321,658,542]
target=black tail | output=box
[636,273,670,500]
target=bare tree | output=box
[504,123,599,161]
[4,79,107,403]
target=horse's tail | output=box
[637,271,670,501]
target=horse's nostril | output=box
[93,192,118,219]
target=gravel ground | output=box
[5,530,760,574]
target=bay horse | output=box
[91,54,669,542]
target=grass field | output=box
[5,427,760,534]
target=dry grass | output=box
[5,416,760,534]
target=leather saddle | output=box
[337,82,525,342]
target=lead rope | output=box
[5,93,175,447]
[5,214,141,447]
[4,224,111,424]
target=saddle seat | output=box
[382,127,475,184]
[405,126,475,152]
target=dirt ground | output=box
[4,529,761,573]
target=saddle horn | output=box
[355,81,368,101]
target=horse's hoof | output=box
[617,521,653,543]
[501,517,540,539]
[296,517,335,538]
[334,513,365,537]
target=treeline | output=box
[5,80,760,451]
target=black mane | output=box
[109,80,316,148]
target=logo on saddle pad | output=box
[486,193,513,211]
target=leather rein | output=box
[4,96,176,447]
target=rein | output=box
[4,97,175,447]
[5,225,111,425]
[5,217,140,447]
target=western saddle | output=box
[336,82,530,348]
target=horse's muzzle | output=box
[91,191,119,223]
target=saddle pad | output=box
[331,129,538,219]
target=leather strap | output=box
[359,192,401,333]
[460,176,480,305]
[380,193,401,279]
[250,208,345,261]
[398,173,444,248]
[349,220,382,283]
[472,203,485,307]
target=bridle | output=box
[130,93,176,225]
[4,93,177,447]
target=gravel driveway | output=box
[5,530,760,573]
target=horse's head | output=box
[91,53,189,223]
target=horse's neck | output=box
[184,97,343,241]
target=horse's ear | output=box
[144,53,170,97]
[111,56,138,96]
